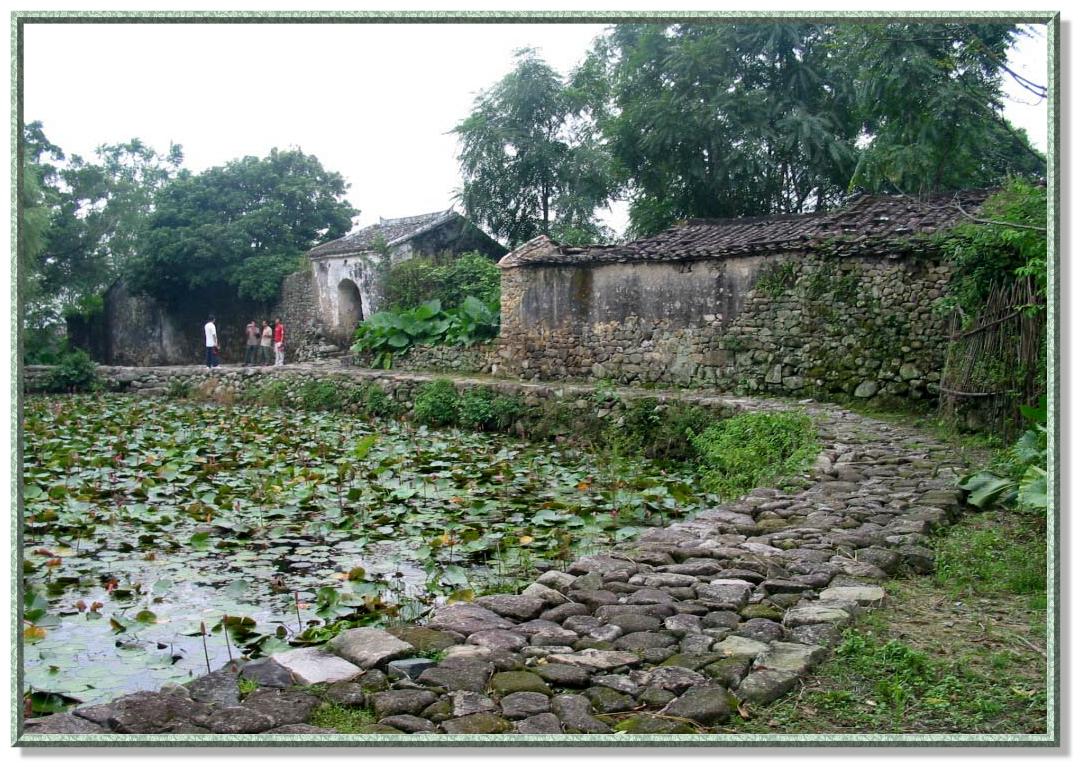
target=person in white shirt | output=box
[204,315,219,369]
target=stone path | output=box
[22,370,967,737]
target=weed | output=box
[297,379,345,411]
[691,411,818,499]
[412,379,460,427]
[362,384,397,418]
[166,379,192,400]
[43,349,100,393]
[308,702,378,733]
[237,677,258,696]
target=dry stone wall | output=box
[496,252,952,401]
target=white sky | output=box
[22,19,1048,239]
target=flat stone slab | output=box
[500,691,551,719]
[23,713,114,734]
[241,688,321,726]
[711,635,771,658]
[819,585,886,605]
[476,593,547,621]
[736,669,800,705]
[546,650,641,671]
[270,647,362,684]
[662,683,737,725]
[387,657,437,680]
[327,627,414,669]
[106,691,210,733]
[783,605,852,627]
[753,642,827,675]
[429,603,514,635]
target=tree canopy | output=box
[453,48,617,248]
[128,148,357,303]
[576,22,1045,236]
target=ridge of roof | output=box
[309,208,457,259]
[499,189,998,268]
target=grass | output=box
[731,508,1048,734]
[308,702,378,733]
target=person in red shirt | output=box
[273,317,286,366]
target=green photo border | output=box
[8,8,1061,748]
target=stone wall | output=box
[496,252,952,400]
[385,343,497,375]
[87,281,271,366]
[22,364,742,427]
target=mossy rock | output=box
[614,715,698,734]
[739,603,784,622]
[660,653,723,671]
[703,656,752,689]
[386,626,462,652]
[489,670,552,698]
[351,724,405,734]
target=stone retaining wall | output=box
[378,343,496,375]
[20,368,967,740]
[497,253,952,401]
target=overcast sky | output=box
[23,20,1049,238]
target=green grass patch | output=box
[691,411,818,499]
[308,702,378,733]
[731,506,1047,735]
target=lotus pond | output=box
[21,394,717,708]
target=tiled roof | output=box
[498,189,994,268]
[309,209,458,259]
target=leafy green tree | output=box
[453,48,616,248]
[129,148,357,303]
[844,23,1046,194]
[582,23,1045,236]
[585,24,861,235]
[22,124,184,325]
[939,178,1046,319]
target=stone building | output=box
[307,209,504,345]
[494,190,990,400]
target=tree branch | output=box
[951,200,1046,232]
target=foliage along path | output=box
[21,370,980,737]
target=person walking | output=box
[273,317,286,366]
[204,315,219,369]
[244,320,261,366]
[259,319,273,365]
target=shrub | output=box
[490,394,527,432]
[458,388,496,430]
[248,380,290,407]
[691,411,818,499]
[166,379,192,400]
[620,399,713,461]
[382,251,500,311]
[362,384,397,419]
[958,402,1047,513]
[412,380,460,427]
[297,379,346,411]
[42,349,99,393]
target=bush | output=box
[382,252,500,311]
[691,411,818,499]
[458,388,496,430]
[42,349,99,393]
[361,384,397,419]
[620,399,713,461]
[248,380,290,407]
[166,379,192,399]
[297,379,346,411]
[412,380,460,427]
[958,402,1047,513]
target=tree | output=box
[844,23,1046,194]
[23,125,184,321]
[129,148,357,303]
[453,48,616,248]
[583,23,1045,236]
